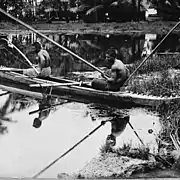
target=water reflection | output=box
[106,114,129,147]
[88,104,161,152]
[31,97,69,128]
[32,98,51,129]
[0,93,161,178]
[0,91,37,134]
[1,32,180,77]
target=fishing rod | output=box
[123,20,180,86]
[0,8,106,78]
[32,120,109,179]
[1,38,39,74]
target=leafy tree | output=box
[39,0,62,9]
[76,0,145,22]
[0,0,25,17]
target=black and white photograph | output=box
[0,0,180,179]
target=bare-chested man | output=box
[91,48,130,91]
[23,41,51,77]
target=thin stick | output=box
[0,92,11,97]
[1,38,39,74]
[128,121,145,146]
[0,8,105,76]
[29,81,90,87]
[32,120,108,179]
[123,20,180,86]
[29,102,67,115]
[0,67,24,72]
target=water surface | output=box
[0,94,161,178]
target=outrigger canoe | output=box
[0,70,179,108]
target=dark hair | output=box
[32,42,42,52]
[106,48,117,58]
[33,118,42,128]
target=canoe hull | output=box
[0,71,179,108]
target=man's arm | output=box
[38,54,46,69]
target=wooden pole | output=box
[128,121,145,146]
[0,8,105,76]
[0,67,24,72]
[29,81,90,87]
[1,38,39,74]
[32,120,108,178]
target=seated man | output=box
[91,48,130,91]
[33,99,51,128]
[23,41,51,77]
[106,114,129,147]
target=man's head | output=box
[105,48,117,67]
[32,41,42,53]
[33,118,42,128]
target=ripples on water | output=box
[0,93,161,178]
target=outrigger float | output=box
[0,69,179,108]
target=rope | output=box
[32,120,108,179]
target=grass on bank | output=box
[97,54,180,172]
[124,54,180,97]
[100,142,151,160]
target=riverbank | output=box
[0,20,180,35]
[57,145,180,179]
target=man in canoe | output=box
[91,48,130,91]
[23,41,51,77]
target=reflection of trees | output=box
[5,32,180,75]
[0,33,144,72]
[0,93,36,134]
[88,104,127,122]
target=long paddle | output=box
[32,120,108,179]
[0,8,106,77]
[1,38,39,74]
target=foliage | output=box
[40,0,62,9]
[125,54,180,96]
[156,0,180,20]
[100,141,151,160]
[128,54,180,74]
